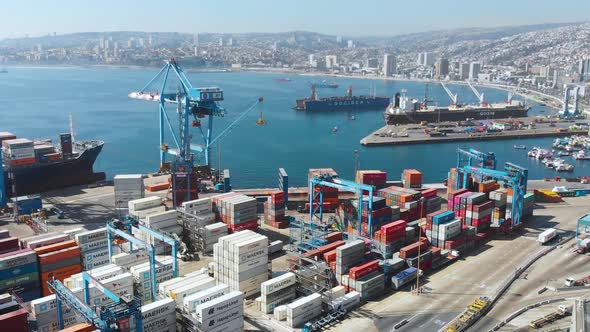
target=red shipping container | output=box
[349,260,379,280]
[39,246,81,265]
[228,220,258,232]
[34,240,77,255]
[471,215,492,227]
[420,188,437,199]
[0,237,19,252]
[444,236,467,250]
[323,249,336,263]
[324,232,342,243]
[399,238,429,260]
[473,201,493,212]
[431,247,442,259]
[0,309,29,332]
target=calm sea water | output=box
[1,67,588,188]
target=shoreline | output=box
[4,63,566,111]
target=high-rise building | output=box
[469,62,481,80]
[325,55,337,69]
[578,58,590,81]
[309,54,316,66]
[383,54,397,77]
[435,58,449,78]
[459,63,470,80]
[336,36,342,43]
[219,38,224,47]
[316,58,327,71]
[99,37,105,49]
[366,58,379,69]
[227,38,234,46]
[347,40,354,48]
[194,46,199,56]
[138,38,145,47]
[148,35,153,46]
[540,66,554,79]
[104,39,110,50]
[423,52,435,66]
[417,53,425,66]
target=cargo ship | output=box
[384,90,530,125]
[1,132,104,197]
[294,85,390,112]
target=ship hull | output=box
[295,97,390,112]
[385,106,530,125]
[3,141,104,197]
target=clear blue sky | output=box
[1,0,588,39]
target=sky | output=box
[1,0,589,39]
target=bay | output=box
[1,67,587,188]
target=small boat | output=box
[274,78,292,82]
[332,126,339,133]
[573,150,590,160]
[513,145,526,150]
[315,80,338,88]
[558,151,570,157]
[350,115,356,120]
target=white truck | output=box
[538,228,557,244]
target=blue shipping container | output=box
[432,211,455,225]
[0,262,38,280]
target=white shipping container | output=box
[145,210,177,225]
[184,284,229,312]
[170,278,216,305]
[111,251,150,269]
[162,274,210,298]
[194,291,243,323]
[538,228,557,244]
[27,234,70,249]
[329,291,360,311]
[274,305,287,321]
[0,250,37,270]
[199,306,243,331]
[77,238,109,253]
[141,298,176,324]
[74,228,107,244]
[128,196,162,212]
[286,293,322,318]
[261,272,296,296]
[132,206,166,219]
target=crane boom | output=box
[440,82,458,104]
[467,81,485,104]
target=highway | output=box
[328,194,590,332]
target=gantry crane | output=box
[458,162,528,226]
[47,272,143,331]
[129,58,262,206]
[456,148,497,189]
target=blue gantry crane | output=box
[456,148,497,189]
[129,58,262,206]
[290,173,376,251]
[47,272,142,331]
[458,161,528,227]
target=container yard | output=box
[361,117,590,146]
[0,146,589,331]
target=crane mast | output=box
[467,81,485,105]
[440,82,458,105]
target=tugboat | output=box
[513,145,526,150]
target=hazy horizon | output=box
[2,0,590,39]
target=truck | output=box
[575,238,590,254]
[391,267,419,290]
[537,228,557,244]
[564,275,590,287]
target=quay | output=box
[361,118,590,146]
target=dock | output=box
[361,118,590,146]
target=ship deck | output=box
[361,117,590,146]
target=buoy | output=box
[256,112,267,125]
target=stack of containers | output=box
[75,228,110,270]
[0,132,16,145]
[490,189,507,226]
[164,274,216,307]
[193,291,244,332]
[128,196,165,220]
[20,232,70,249]
[477,180,501,194]
[373,220,407,256]
[35,240,82,296]
[352,196,392,237]
[428,213,462,248]
[135,210,181,255]
[111,251,150,271]
[183,283,229,313]
[308,168,339,207]
[329,291,361,311]
[264,191,287,228]
[335,240,365,278]
[65,264,124,289]
[355,170,387,189]
[130,256,174,303]
[447,188,468,210]
[522,193,535,220]
[0,231,19,255]
[212,193,258,232]
[402,169,422,189]
[286,293,322,328]
[348,264,384,300]
[199,223,228,253]
[259,272,297,314]
[180,197,216,251]
[139,298,177,332]
[399,238,429,260]
[465,200,493,231]
[213,230,268,297]
[114,174,145,213]
[1,138,35,167]
[0,248,40,301]
[421,188,442,213]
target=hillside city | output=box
[1,22,589,106]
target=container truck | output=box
[391,267,419,290]
[537,228,557,244]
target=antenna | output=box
[69,113,76,143]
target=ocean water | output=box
[1,67,588,188]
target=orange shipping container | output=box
[146,182,169,192]
[34,240,77,256]
[38,246,81,265]
[58,323,95,332]
[8,157,36,167]
[41,264,82,296]
[323,249,336,263]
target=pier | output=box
[361,118,590,146]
